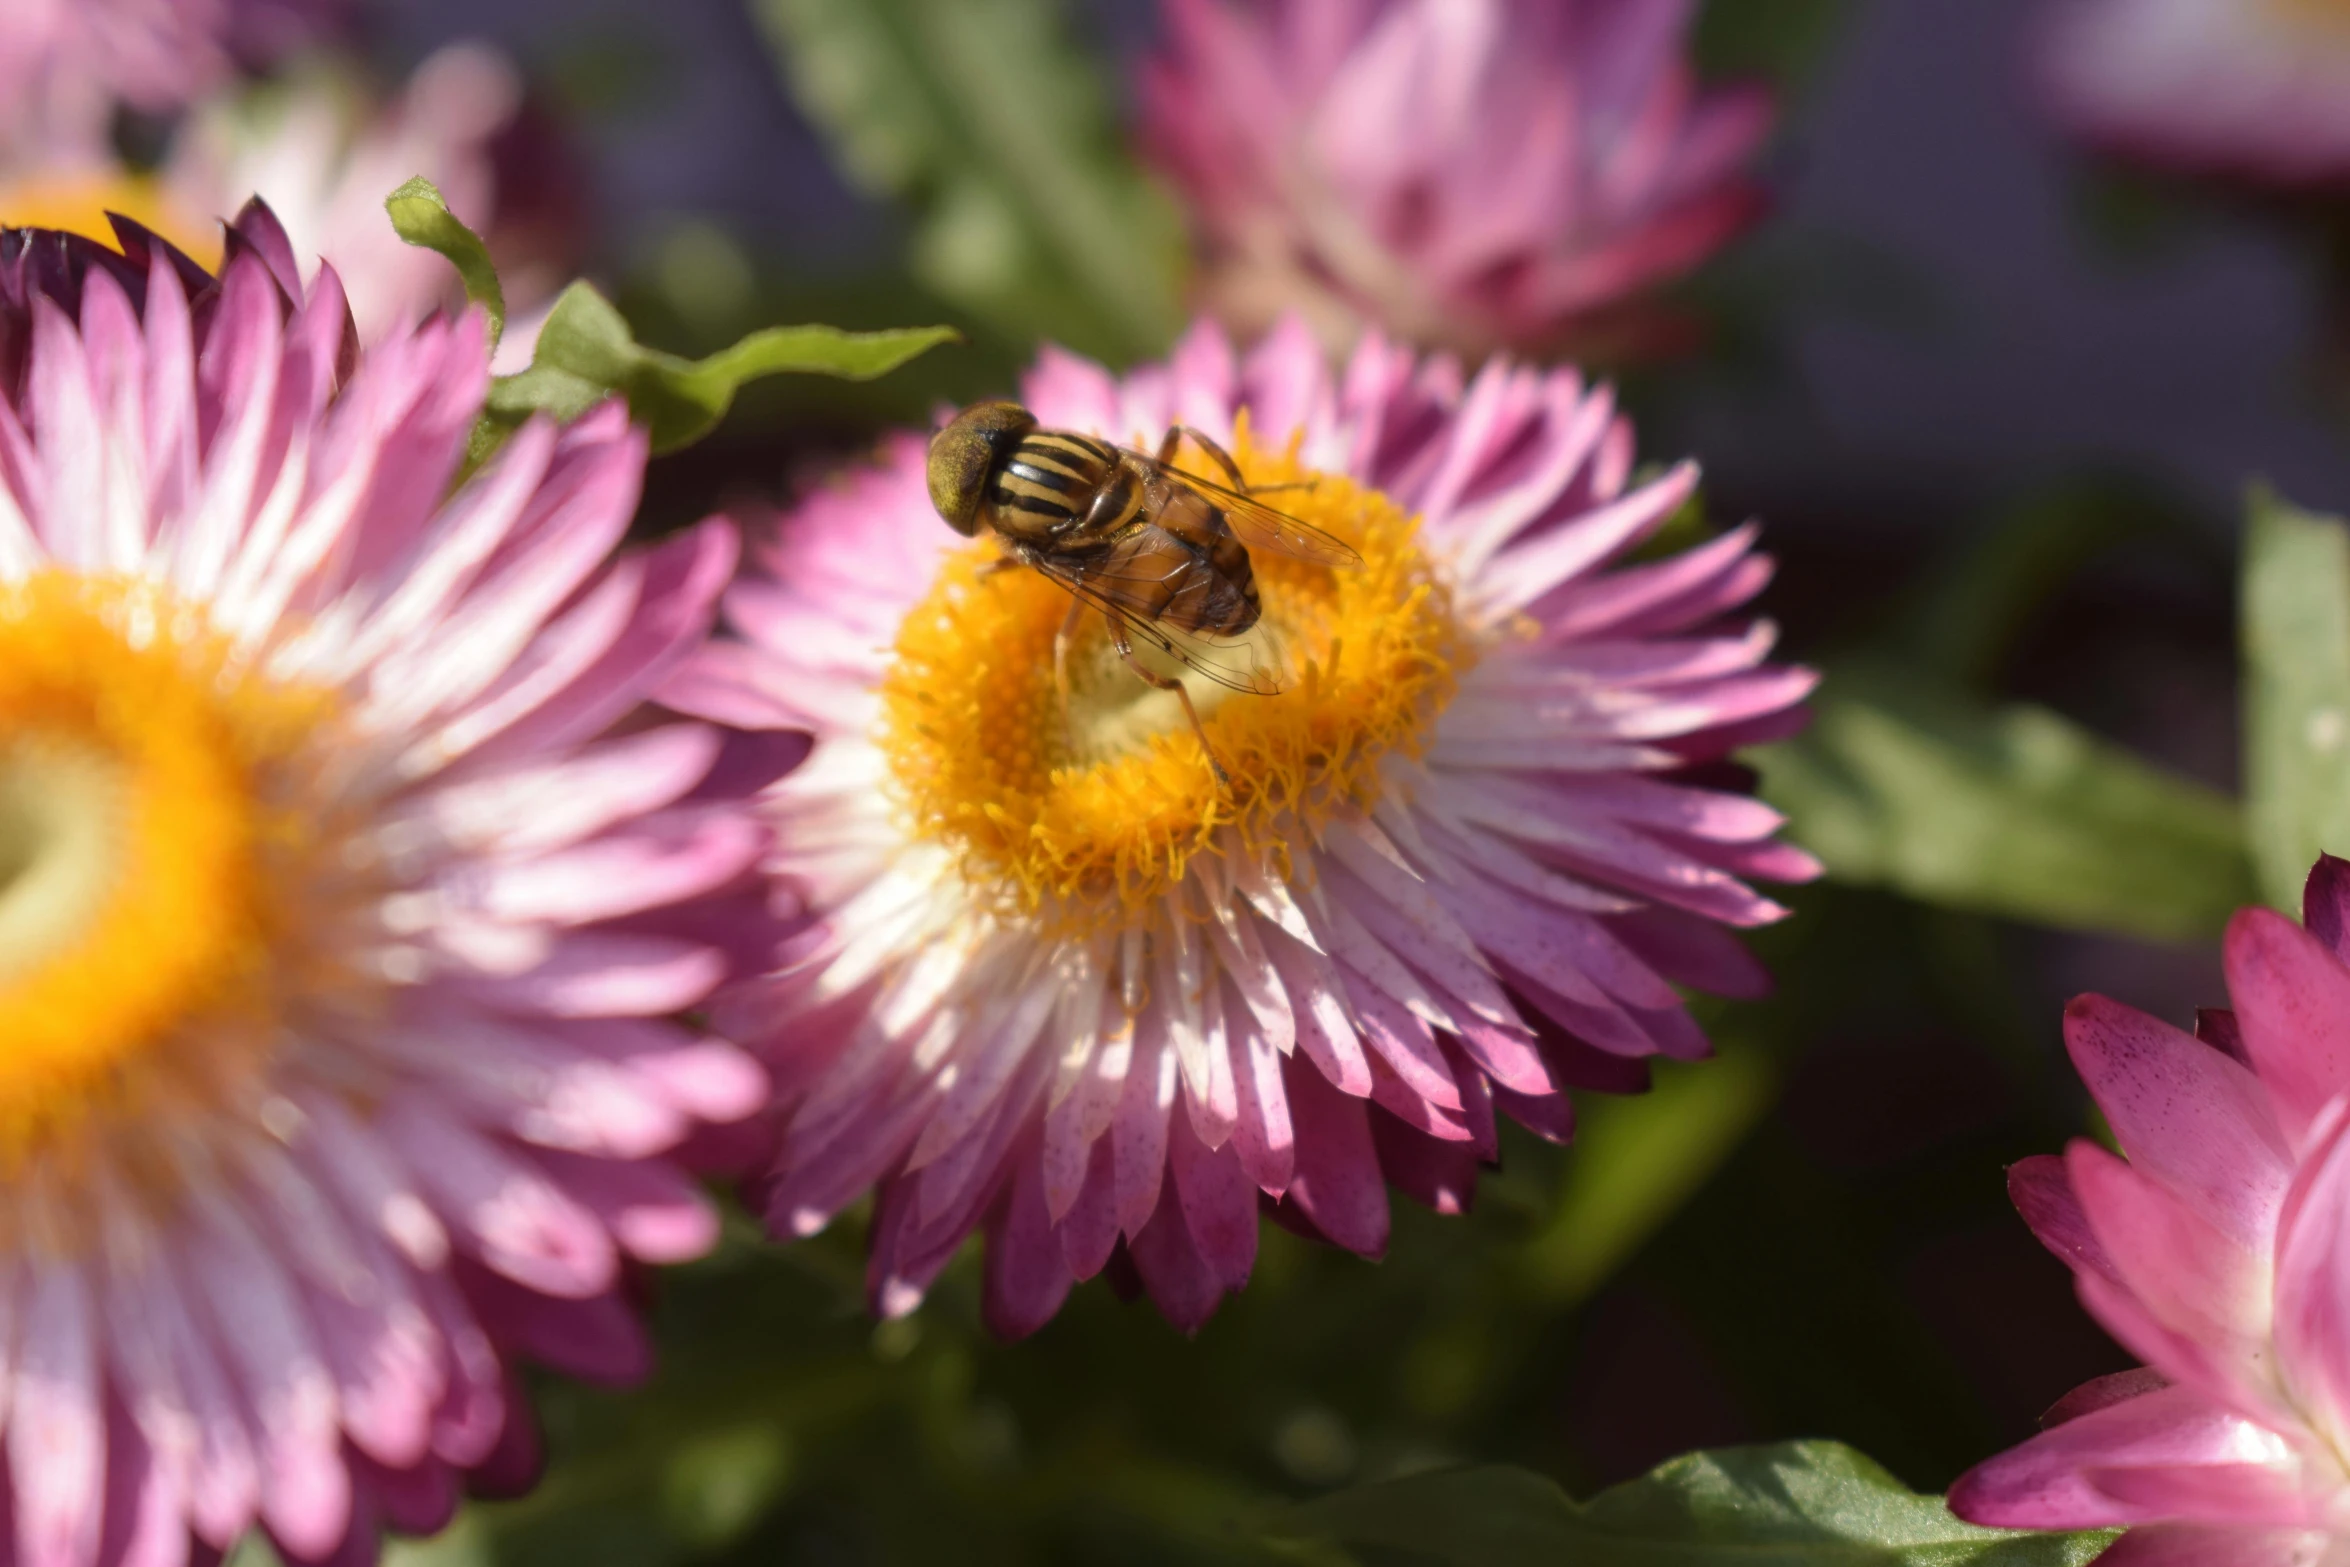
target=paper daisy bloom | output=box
[1138,0,1775,358]
[1950,856,2350,1563]
[165,43,570,355]
[0,208,777,1564]
[0,0,333,152]
[2037,0,2350,187]
[3,43,563,358]
[663,319,1817,1335]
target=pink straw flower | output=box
[0,208,783,1564]
[2036,0,2350,188]
[662,318,1817,1335]
[1139,0,1775,358]
[163,43,570,355]
[1950,855,2350,1563]
[0,0,335,152]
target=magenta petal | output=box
[1280,1057,1389,1259]
[2061,995,2293,1249]
[2066,1143,2267,1355]
[2303,854,2350,963]
[2045,1367,2172,1427]
[2196,1010,2251,1068]
[1169,1112,1257,1292]
[2223,908,2350,1142]
[2075,1272,2294,1433]
[2093,1525,2330,1567]
[2268,1099,2350,1448]
[2083,1464,2318,1529]
[983,1149,1074,1341]
[1946,1383,2277,1530]
[2010,1153,2122,1287]
[1126,1178,1228,1334]
[1371,1109,1482,1215]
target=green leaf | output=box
[2242,486,2350,910]
[753,0,1184,363]
[1274,1443,2116,1566]
[485,281,958,453]
[384,176,506,350]
[1762,664,2253,941]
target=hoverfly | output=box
[925,401,1362,788]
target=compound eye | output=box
[926,425,993,535]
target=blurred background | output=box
[59,0,2338,1557]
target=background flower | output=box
[1949,854,2350,1562]
[162,43,577,355]
[662,317,1816,1335]
[0,0,336,154]
[1139,0,1775,358]
[0,210,783,1565]
[2036,0,2350,188]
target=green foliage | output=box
[753,0,1185,364]
[1764,664,2253,942]
[1693,0,1857,94]
[2242,487,2350,909]
[384,177,507,350]
[386,178,957,459]
[1274,1444,2115,1566]
[486,282,958,454]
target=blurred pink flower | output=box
[1951,855,2350,1563]
[0,208,785,1564]
[162,44,576,356]
[2037,0,2350,188]
[0,0,336,151]
[1139,0,1775,358]
[662,318,1817,1335]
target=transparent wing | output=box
[1023,549,1287,696]
[1139,456,1364,569]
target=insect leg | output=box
[1106,609,1234,792]
[1165,423,1317,497]
[1166,424,1248,491]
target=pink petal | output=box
[2223,907,2350,1143]
[11,1268,105,1567]
[1280,1056,1388,1258]
[1169,1111,1258,1292]
[1947,1383,2281,1530]
[984,1149,1074,1340]
[2062,995,2293,1249]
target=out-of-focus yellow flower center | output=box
[0,572,350,1182]
[2267,0,2350,34]
[0,171,222,271]
[879,416,1467,928]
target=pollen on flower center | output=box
[877,416,1468,926]
[0,571,361,1180]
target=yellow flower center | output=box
[0,571,364,1190]
[0,171,223,271]
[2265,0,2350,35]
[878,417,1468,928]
